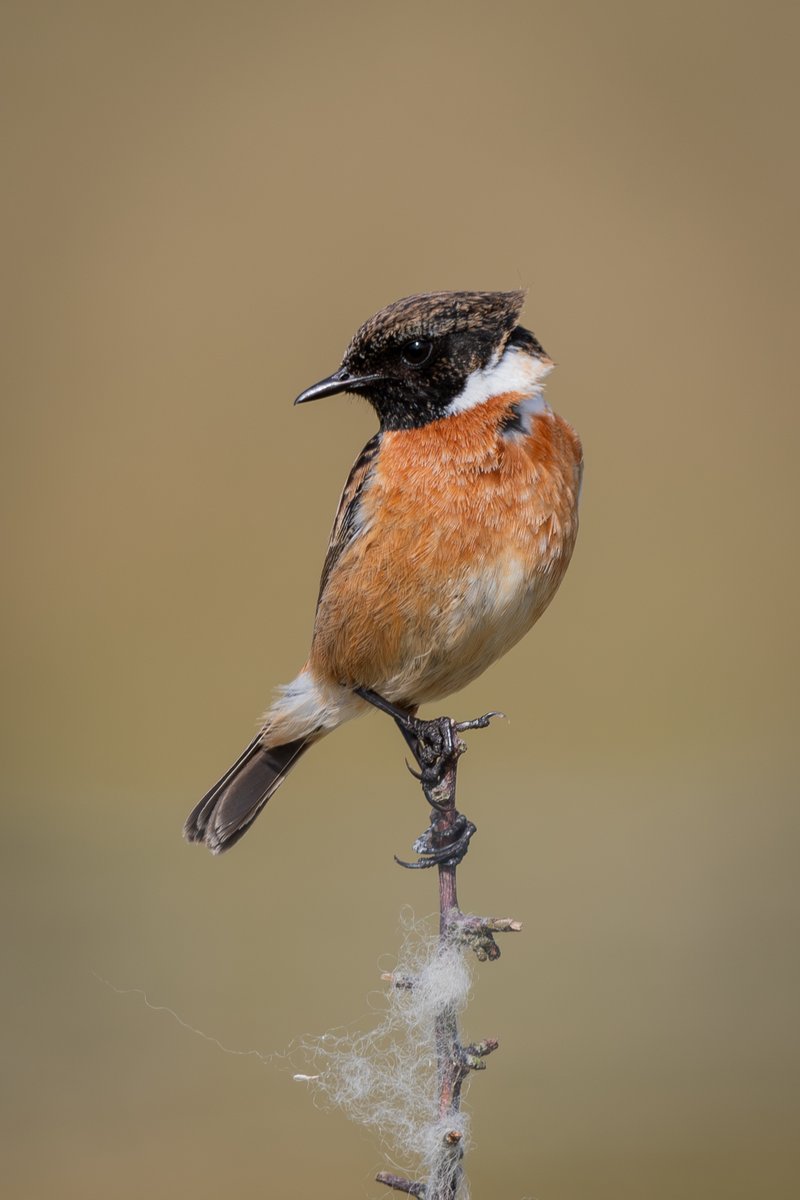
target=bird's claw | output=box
[455,710,505,733]
[394,814,477,870]
[354,688,493,868]
[354,688,501,789]
[404,758,423,781]
[406,712,502,788]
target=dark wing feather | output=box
[316,432,381,608]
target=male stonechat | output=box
[185,290,582,853]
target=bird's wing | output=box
[316,432,382,609]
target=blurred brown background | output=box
[2,1,798,1197]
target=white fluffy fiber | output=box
[296,914,474,1194]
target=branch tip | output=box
[464,1038,499,1057]
[376,1171,426,1196]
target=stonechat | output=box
[185,290,582,853]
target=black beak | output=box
[293,367,385,405]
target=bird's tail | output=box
[183,733,313,854]
[185,669,367,854]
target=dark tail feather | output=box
[184,735,311,854]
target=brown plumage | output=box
[311,392,581,704]
[185,291,582,854]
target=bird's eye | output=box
[401,338,434,368]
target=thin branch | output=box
[371,709,521,1200]
[376,1173,426,1196]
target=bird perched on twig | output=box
[185,290,582,854]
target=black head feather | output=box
[296,290,549,431]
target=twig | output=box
[373,710,521,1200]
[376,1172,427,1197]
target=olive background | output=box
[2,2,798,1198]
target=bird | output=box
[184,290,583,854]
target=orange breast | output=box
[310,392,583,704]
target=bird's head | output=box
[294,290,552,430]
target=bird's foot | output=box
[395,811,477,870]
[355,687,502,795]
[354,688,500,868]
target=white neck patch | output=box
[445,346,553,416]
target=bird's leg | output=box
[355,687,500,792]
[354,687,501,868]
[353,689,424,763]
